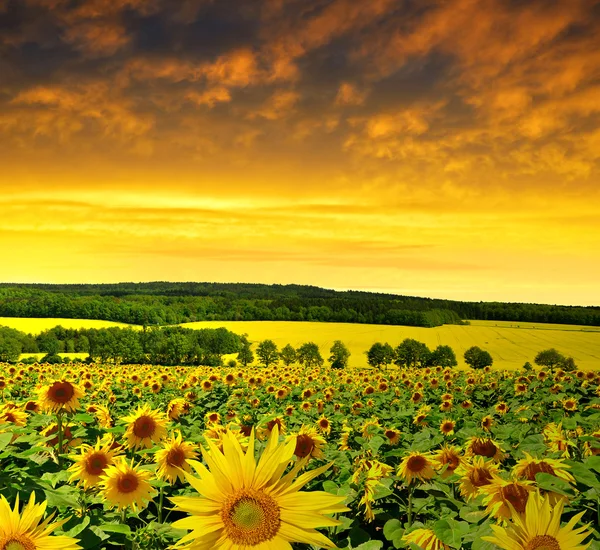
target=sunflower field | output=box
[0,362,599,550]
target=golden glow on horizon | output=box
[0,0,599,305]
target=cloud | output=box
[335,82,368,106]
[186,87,232,108]
[249,89,300,120]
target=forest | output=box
[0,282,598,327]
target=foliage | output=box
[464,346,494,369]
[256,339,279,367]
[296,342,324,367]
[329,340,351,369]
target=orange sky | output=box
[1,0,599,305]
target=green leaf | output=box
[0,432,13,451]
[565,462,600,489]
[433,519,469,549]
[535,473,575,496]
[323,480,338,494]
[368,435,385,453]
[353,541,383,550]
[98,523,132,535]
[43,485,80,509]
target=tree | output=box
[256,339,279,367]
[429,345,457,367]
[534,349,565,369]
[237,341,254,367]
[0,335,22,362]
[297,342,324,367]
[366,342,387,368]
[560,356,577,371]
[464,346,493,369]
[329,340,350,369]
[394,338,431,368]
[280,344,297,366]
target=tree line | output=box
[1,282,598,328]
[0,325,242,366]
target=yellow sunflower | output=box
[398,452,436,485]
[122,404,169,449]
[439,419,456,436]
[68,438,122,489]
[0,406,27,427]
[38,380,84,414]
[0,493,81,550]
[403,528,449,550]
[456,457,500,501]
[316,414,331,435]
[482,491,591,550]
[465,437,505,462]
[479,475,535,520]
[288,425,326,462]
[169,426,349,549]
[155,431,198,484]
[513,453,574,484]
[434,445,465,479]
[100,459,156,512]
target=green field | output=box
[181,320,600,370]
[2,316,599,369]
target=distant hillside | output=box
[0,282,598,328]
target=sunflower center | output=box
[294,434,315,458]
[86,452,108,476]
[222,489,281,546]
[167,447,186,467]
[523,461,555,481]
[48,381,74,404]
[117,472,140,494]
[472,439,497,458]
[132,416,157,439]
[501,484,529,514]
[407,455,426,472]
[525,535,561,550]
[1,536,36,550]
[469,467,493,487]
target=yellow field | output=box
[2,316,599,369]
[0,317,135,333]
[180,320,600,370]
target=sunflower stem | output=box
[121,508,127,525]
[407,484,414,527]
[158,485,164,523]
[56,412,64,468]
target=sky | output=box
[1,0,599,306]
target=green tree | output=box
[394,338,431,368]
[297,342,324,367]
[366,342,386,368]
[464,346,493,369]
[329,340,350,369]
[237,341,254,367]
[256,339,279,367]
[0,334,22,362]
[534,349,565,369]
[429,345,457,367]
[280,344,297,366]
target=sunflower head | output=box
[398,451,436,485]
[122,404,169,450]
[38,380,84,413]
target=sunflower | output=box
[169,425,349,549]
[288,425,326,462]
[562,398,578,412]
[398,451,436,485]
[38,380,84,414]
[122,404,169,449]
[68,438,121,489]
[155,431,199,484]
[456,457,500,501]
[439,401,453,412]
[338,425,353,451]
[465,437,505,462]
[383,428,401,446]
[480,475,535,520]
[100,459,156,512]
[0,492,81,550]
[482,491,591,550]
[403,528,449,550]
[434,444,465,479]
[513,453,574,484]
[496,402,509,415]
[481,415,494,431]
[316,414,331,435]
[439,419,456,436]
[167,398,188,420]
[0,406,27,427]
[361,418,380,440]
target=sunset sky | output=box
[1,0,599,305]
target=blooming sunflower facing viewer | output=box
[0,492,81,550]
[169,425,349,549]
[482,491,591,550]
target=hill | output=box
[0,282,598,328]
